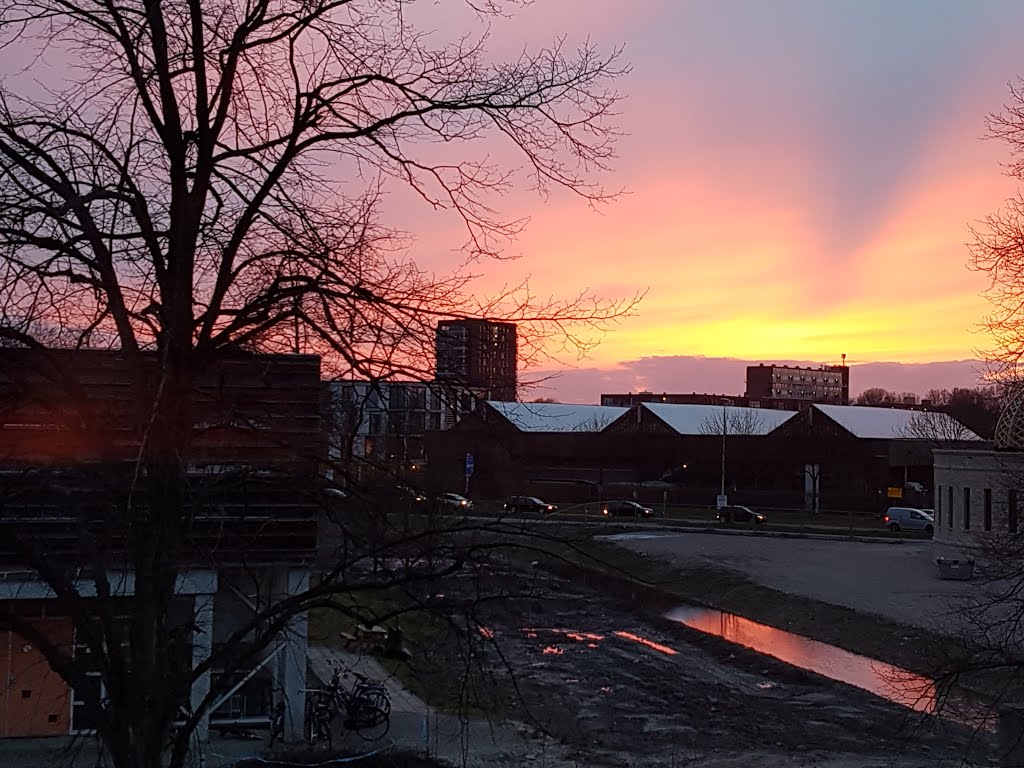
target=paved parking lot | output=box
[604,531,978,631]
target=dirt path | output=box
[413,563,990,767]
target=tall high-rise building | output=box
[435,319,517,401]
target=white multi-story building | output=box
[326,380,481,466]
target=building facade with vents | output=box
[933,387,1024,562]
[435,319,517,401]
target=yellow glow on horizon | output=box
[479,149,1007,369]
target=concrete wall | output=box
[933,449,1024,561]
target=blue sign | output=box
[465,453,475,477]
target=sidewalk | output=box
[200,644,571,768]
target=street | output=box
[602,531,977,631]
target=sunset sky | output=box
[4,1,1020,401]
[401,1,1024,400]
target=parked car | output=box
[883,507,933,534]
[601,500,654,518]
[437,492,472,510]
[394,485,428,502]
[503,496,557,514]
[717,505,766,525]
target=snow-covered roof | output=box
[486,402,627,432]
[813,404,983,440]
[641,402,797,435]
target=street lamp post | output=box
[720,398,733,503]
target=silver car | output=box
[437,492,472,510]
[883,507,933,534]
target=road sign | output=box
[716,494,728,509]
[887,487,903,499]
[465,453,475,477]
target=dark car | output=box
[503,495,557,514]
[717,505,766,525]
[601,500,654,518]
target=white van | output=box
[883,507,934,534]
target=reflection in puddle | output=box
[613,630,678,656]
[542,646,564,655]
[522,628,605,646]
[666,606,935,712]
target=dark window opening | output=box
[948,486,954,529]
[963,487,971,531]
[1010,489,1019,534]
[984,488,993,532]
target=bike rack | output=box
[208,644,284,716]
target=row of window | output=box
[771,374,842,385]
[770,388,842,398]
[935,484,1019,533]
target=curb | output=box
[459,513,928,544]
[629,524,920,545]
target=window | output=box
[948,486,954,529]
[984,488,992,532]
[963,487,971,531]
[936,485,942,527]
[1011,489,1019,534]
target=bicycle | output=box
[304,665,391,746]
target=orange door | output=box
[0,619,73,737]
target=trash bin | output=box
[936,557,975,580]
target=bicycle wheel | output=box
[351,688,391,741]
[305,693,334,746]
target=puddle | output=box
[522,628,605,645]
[666,606,936,712]
[613,630,678,656]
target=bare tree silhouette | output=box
[698,407,767,436]
[0,2,635,766]
[894,411,979,443]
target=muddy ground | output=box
[542,532,957,678]
[396,559,990,768]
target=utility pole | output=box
[720,398,733,500]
